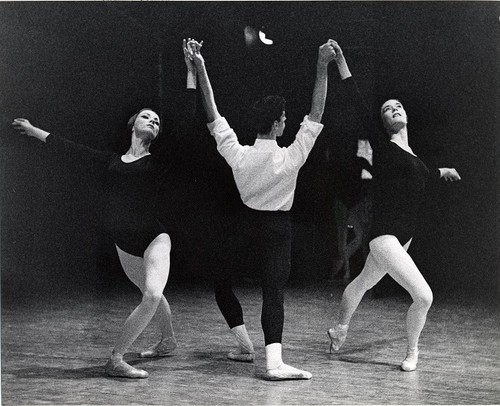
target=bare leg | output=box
[157,297,175,339]
[115,245,177,358]
[139,296,177,358]
[328,251,386,351]
[106,234,171,378]
[369,236,432,371]
[339,251,387,326]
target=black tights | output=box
[214,208,291,346]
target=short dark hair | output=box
[127,108,158,132]
[251,95,286,135]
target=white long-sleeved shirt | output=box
[207,116,324,211]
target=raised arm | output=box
[165,40,199,134]
[188,41,221,123]
[331,43,387,149]
[181,39,198,120]
[331,41,352,80]
[155,39,201,161]
[187,41,246,168]
[308,40,336,123]
[183,38,197,91]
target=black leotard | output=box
[44,90,196,257]
[342,77,440,245]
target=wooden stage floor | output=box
[2,281,499,405]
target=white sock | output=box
[231,325,254,354]
[265,343,283,370]
[110,350,123,361]
[265,343,312,380]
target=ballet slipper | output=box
[227,349,255,363]
[265,363,312,381]
[327,324,348,352]
[139,337,177,358]
[105,358,149,379]
[401,349,419,372]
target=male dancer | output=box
[189,40,338,380]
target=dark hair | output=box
[127,108,159,133]
[379,98,407,137]
[251,96,286,135]
[379,98,402,114]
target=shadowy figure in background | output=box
[332,139,373,281]
[333,139,373,281]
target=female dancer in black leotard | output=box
[327,41,461,372]
[11,39,199,379]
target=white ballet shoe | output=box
[105,358,149,379]
[265,363,312,381]
[227,349,255,363]
[401,349,419,372]
[327,324,348,352]
[139,337,177,358]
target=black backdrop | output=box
[1,2,498,299]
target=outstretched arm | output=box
[12,118,49,142]
[189,41,221,123]
[12,118,111,164]
[308,40,336,123]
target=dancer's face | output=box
[133,110,160,140]
[274,111,286,137]
[381,99,407,132]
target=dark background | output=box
[1,2,498,300]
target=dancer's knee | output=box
[215,284,236,306]
[361,274,380,291]
[262,284,284,304]
[142,289,163,308]
[261,269,289,294]
[349,268,380,293]
[413,286,433,310]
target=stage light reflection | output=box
[258,30,273,45]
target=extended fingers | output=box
[445,169,461,181]
[12,118,28,127]
[444,174,461,181]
